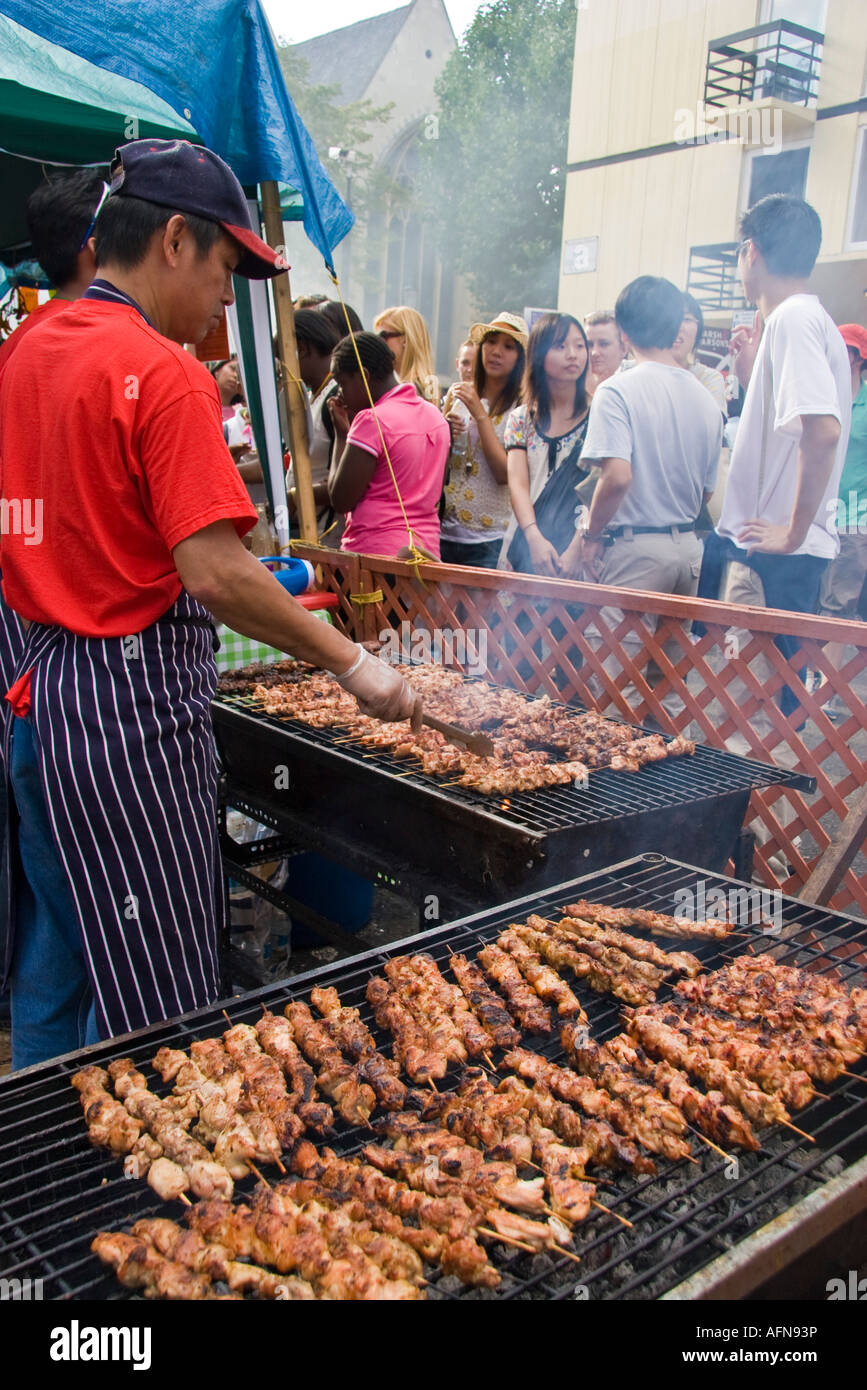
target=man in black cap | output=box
[0,139,416,1069]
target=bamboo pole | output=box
[259,180,318,544]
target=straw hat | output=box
[469,311,529,351]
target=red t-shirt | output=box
[0,297,71,376]
[0,300,257,636]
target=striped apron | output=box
[0,590,225,1038]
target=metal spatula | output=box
[421,711,495,759]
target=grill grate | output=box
[1,855,865,1301]
[213,691,810,837]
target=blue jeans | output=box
[9,717,99,1070]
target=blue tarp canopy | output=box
[0,0,352,269]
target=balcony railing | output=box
[705,20,823,109]
[687,244,748,314]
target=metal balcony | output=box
[705,20,823,109]
[687,244,748,313]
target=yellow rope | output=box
[349,590,384,606]
[328,271,431,584]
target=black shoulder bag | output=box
[506,423,589,574]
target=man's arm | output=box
[172,521,417,721]
[559,457,631,578]
[737,413,841,554]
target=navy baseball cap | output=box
[108,139,288,280]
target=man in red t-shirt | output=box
[0,139,417,1069]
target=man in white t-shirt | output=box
[715,193,849,721]
[562,276,722,716]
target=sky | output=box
[262,0,485,46]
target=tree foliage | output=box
[420,0,576,316]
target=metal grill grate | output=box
[213,691,811,838]
[1,855,864,1301]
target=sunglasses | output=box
[379,330,403,341]
[78,182,111,251]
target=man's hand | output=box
[335,646,420,722]
[559,532,603,580]
[737,518,797,555]
[730,309,762,389]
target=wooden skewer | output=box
[591,1199,632,1228]
[222,1009,233,1026]
[477,1226,536,1252]
[427,1077,439,1092]
[690,1129,733,1162]
[178,1192,193,1206]
[275,1157,287,1174]
[779,1119,815,1143]
[839,1069,865,1081]
[248,1161,272,1188]
[483,1052,497,1071]
[554,1245,583,1266]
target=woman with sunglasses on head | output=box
[501,313,591,576]
[440,312,527,568]
[373,305,440,404]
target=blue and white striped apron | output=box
[0,591,225,1038]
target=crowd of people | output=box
[273,193,860,726]
[0,141,862,1070]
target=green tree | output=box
[420,0,576,315]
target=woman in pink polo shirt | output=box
[327,332,450,559]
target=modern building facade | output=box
[559,1,867,334]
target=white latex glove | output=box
[334,645,421,724]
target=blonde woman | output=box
[373,305,440,403]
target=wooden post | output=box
[259,180,318,543]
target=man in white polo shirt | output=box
[716,193,850,724]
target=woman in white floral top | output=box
[501,313,591,574]
[440,311,528,568]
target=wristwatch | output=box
[577,516,605,543]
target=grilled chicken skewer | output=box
[560,1025,689,1137]
[477,943,555,1035]
[91,1231,223,1300]
[72,1065,144,1156]
[403,955,498,1058]
[152,1046,283,1175]
[291,1140,500,1287]
[131,1218,317,1299]
[108,1059,235,1200]
[189,1189,422,1299]
[497,929,587,1020]
[564,899,734,941]
[545,915,702,977]
[513,926,657,1007]
[603,1033,759,1150]
[384,956,468,1065]
[502,1048,665,1169]
[625,1015,792,1128]
[254,1009,334,1132]
[449,954,522,1050]
[285,1001,377,1125]
[366,976,447,1081]
[310,986,408,1109]
[636,1002,817,1107]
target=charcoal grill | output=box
[213,685,814,919]
[1,854,865,1302]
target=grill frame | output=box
[1,853,865,1302]
[212,689,813,907]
